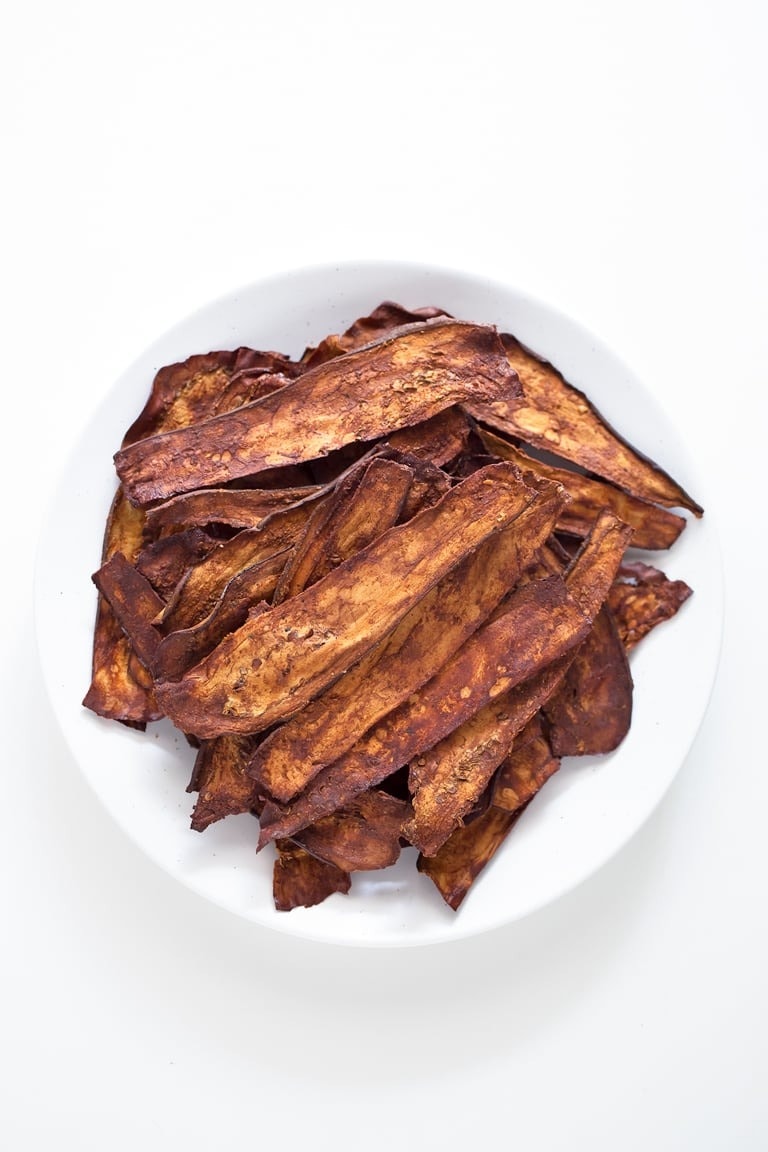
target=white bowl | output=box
[34,260,723,947]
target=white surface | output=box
[2,0,766,1148]
[35,262,722,947]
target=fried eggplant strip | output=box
[153,557,287,682]
[114,320,522,505]
[256,566,604,849]
[248,477,565,803]
[83,490,163,727]
[417,806,526,910]
[155,464,537,739]
[273,841,351,911]
[491,714,561,811]
[376,448,451,520]
[123,348,300,445]
[418,719,560,908]
[273,456,412,603]
[477,427,686,550]
[543,605,633,756]
[385,406,470,468]
[159,499,319,632]
[608,561,693,649]
[398,514,632,854]
[465,332,703,516]
[91,551,165,669]
[300,301,449,368]
[144,486,322,537]
[292,791,411,873]
[188,734,261,831]
[135,528,220,600]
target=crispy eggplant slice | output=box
[91,551,165,670]
[273,456,412,603]
[123,348,300,445]
[465,332,703,516]
[417,805,526,910]
[83,489,163,727]
[114,320,521,505]
[293,790,411,872]
[376,448,451,520]
[256,571,597,848]
[543,606,633,756]
[153,557,287,682]
[491,714,561,811]
[155,464,537,740]
[135,528,220,599]
[248,476,564,803]
[563,510,633,619]
[608,560,693,649]
[159,499,318,633]
[385,406,471,468]
[83,608,163,728]
[144,486,322,537]
[300,301,450,368]
[209,367,295,417]
[396,515,631,854]
[477,428,686,550]
[273,840,351,911]
[189,734,261,831]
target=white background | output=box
[2,2,766,1149]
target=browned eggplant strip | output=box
[123,348,301,446]
[153,554,288,682]
[247,477,565,803]
[155,464,537,739]
[135,528,220,600]
[189,734,261,831]
[300,301,449,368]
[608,561,693,650]
[209,367,295,417]
[82,609,163,728]
[376,448,451,520]
[465,332,703,516]
[390,515,632,854]
[158,499,319,633]
[91,551,165,670]
[417,806,525,910]
[83,488,162,727]
[144,485,322,537]
[273,457,412,604]
[491,714,561,811]
[256,571,597,849]
[543,606,633,756]
[477,427,686,550]
[273,840,351,911]
[385,406,470,468]
[563,510,634,619]
[418,719,560,908]
[114,320,522,505]
[293,790,411,872]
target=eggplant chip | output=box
[476,427,686,550]
[293,790,411,873]
[273,840,351,911]
[543,605,633,757]
[115,320,521,505]
[465,332,703,516]
[189,734,261,832]
[608,561,693,650]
